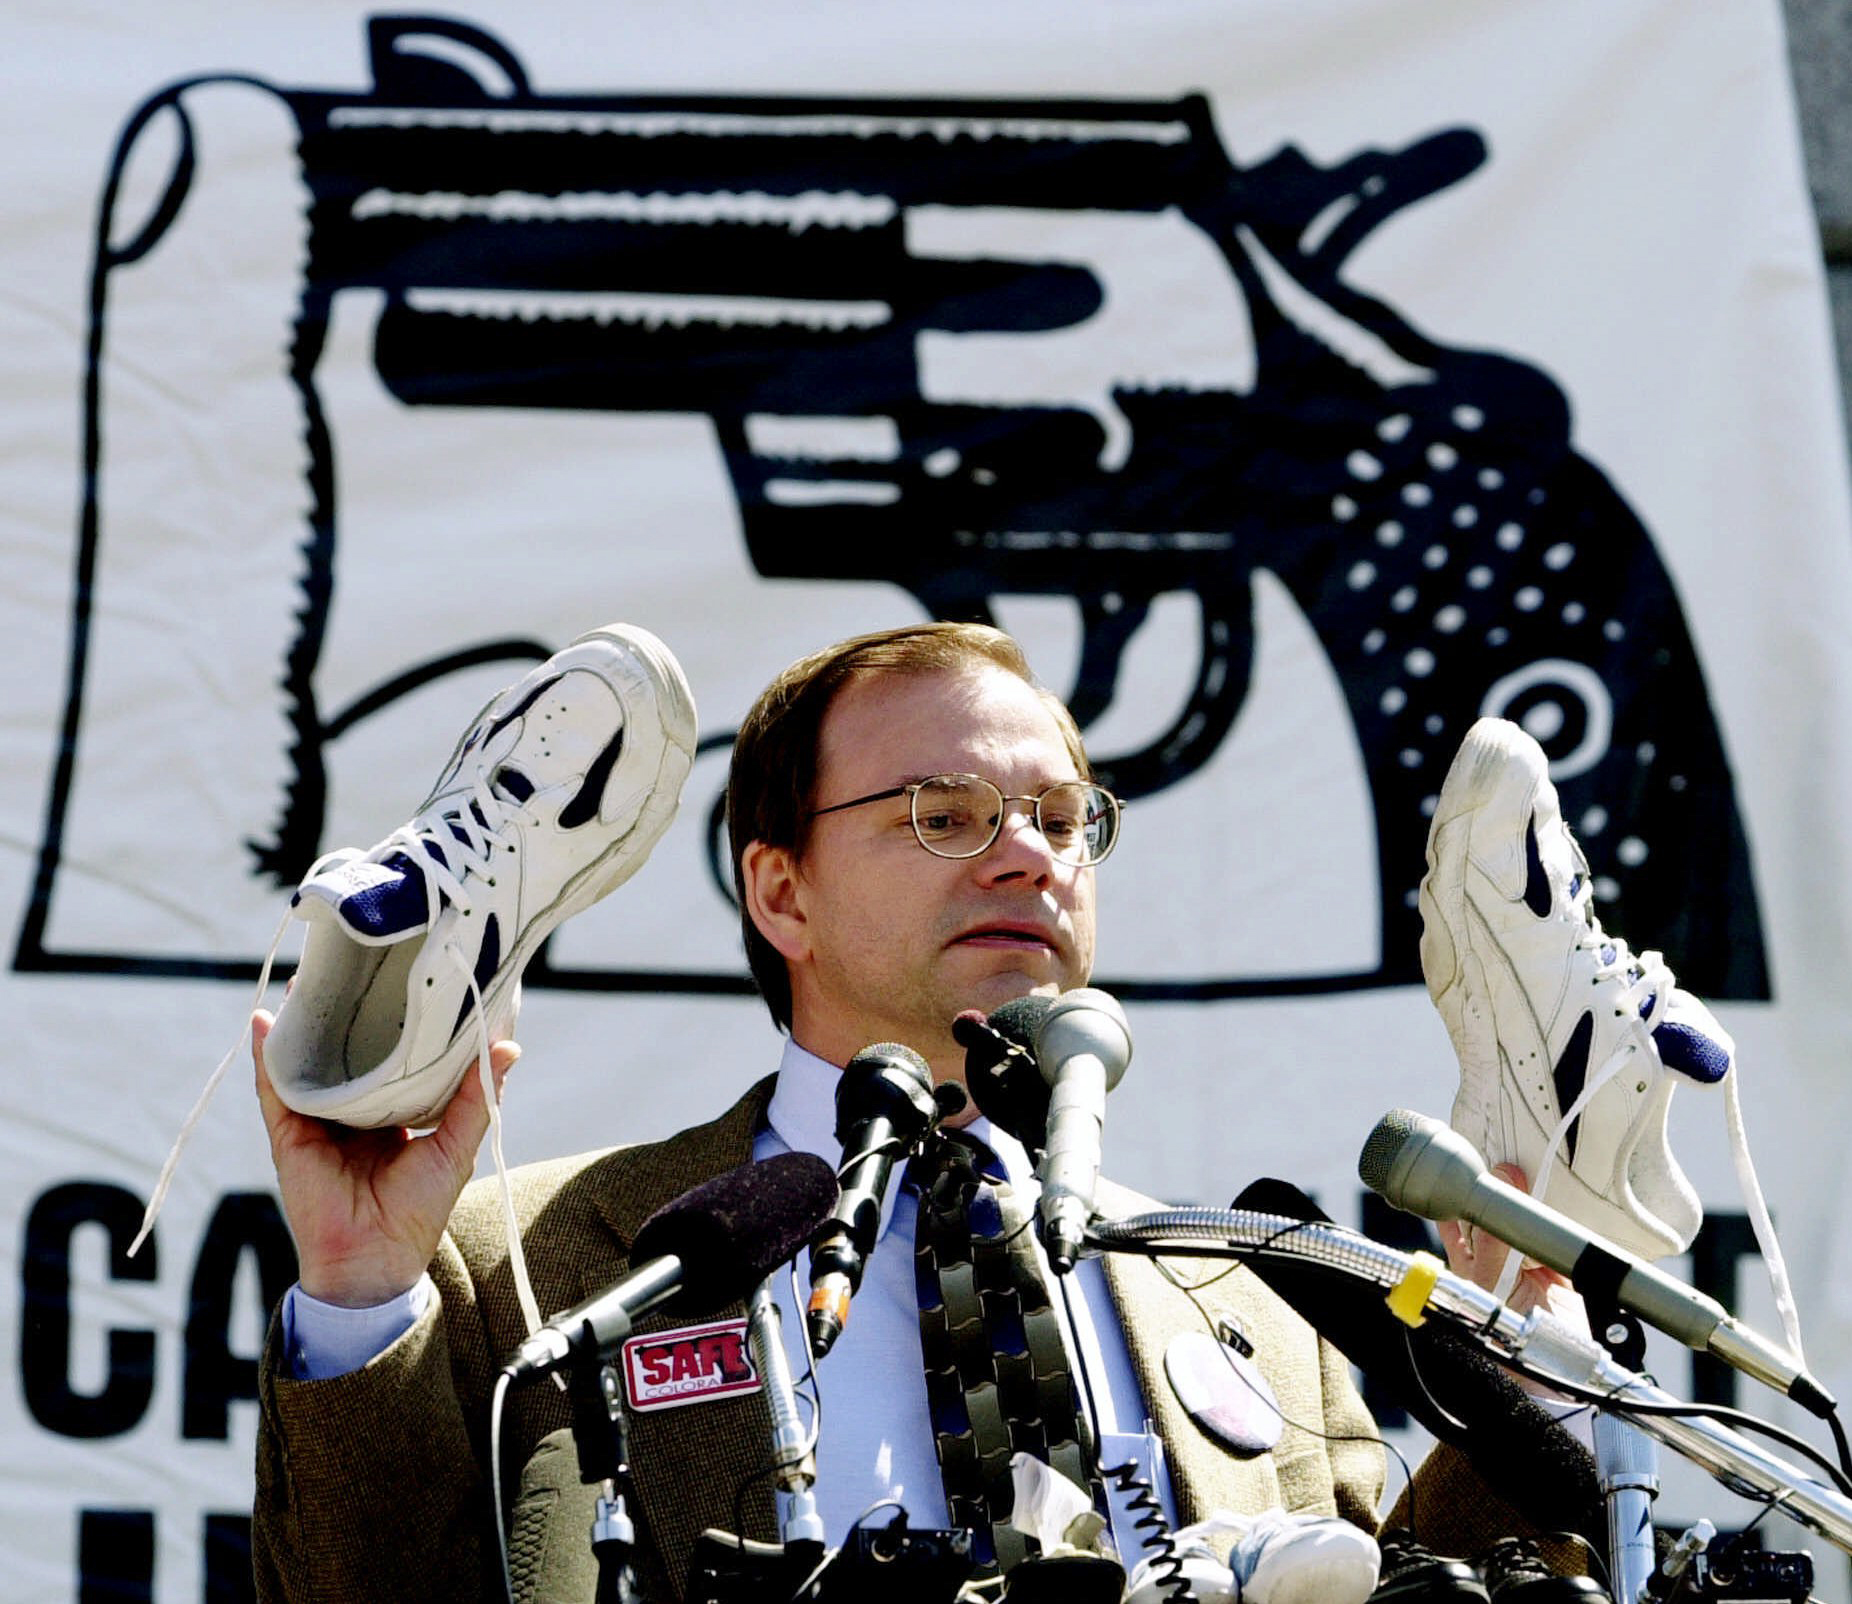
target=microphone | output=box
[505,1152,838,1381]
[1233,1177,1603,1544]
[806,1042,938,1358]
[953,994,1055,1158]
[1034,987,1131,1274]
[1358,1109,1835,1417]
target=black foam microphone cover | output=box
[1233,1176,1602,1544]
[631,1152,839,1313]
[957,993,1056,1157]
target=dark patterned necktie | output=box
[907,1128,1101,1574]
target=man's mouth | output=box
[953,924,1055,950]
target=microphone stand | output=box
[1587,1305,1659,1604]
[565,1350,643,1604]
[1085,1208,1852,1556]
[747,1276,826,1551]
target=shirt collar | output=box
[764,1037,1039,1240]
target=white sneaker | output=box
[1125,1509,1379,1604]
[1230,1509,1380,1604]
[263,621,696,1128]
[1419,719,1806,1370]
[1419,717,1723,1261]
[131,624,697,1313]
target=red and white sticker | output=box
[620,1317,760,1412]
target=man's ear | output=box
[739,840,809,963]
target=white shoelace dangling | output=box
[130,768,545,1341]
[1494,876,1805,1367]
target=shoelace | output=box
[1494,870,1805,1367]
[129,766,545,1341]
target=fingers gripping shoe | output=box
[1418,717,1730,1263]
[263,622,697,1129]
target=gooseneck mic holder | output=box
[748,1276,826,1549]
[1085,1205,1852,1559]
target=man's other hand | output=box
[1437,1162,1585,1327]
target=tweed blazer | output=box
[254,1079,1525,1603]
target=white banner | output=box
[4,2,1851,1598]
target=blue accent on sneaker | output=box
[1523,815,1552,918]
[1652,1019,1731,1083]
[340,853,431,938]
[988,1304,1028,1357]
[1551,1011,1593,1164]
[969,1187,1004,1238]
[451,913,501,1040]
[484,672,561,743]
[557,725,627,830]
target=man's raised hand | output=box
[253,1008,519,1308]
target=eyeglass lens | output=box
[910,775,1117,863]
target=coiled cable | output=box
[1103,1458,1195,1602]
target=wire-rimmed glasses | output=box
[808,772,1122,865]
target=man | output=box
[251,622,1597,1600]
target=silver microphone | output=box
[1358,1108,1833,1416]
[1035,987,1131,1273]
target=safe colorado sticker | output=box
[620,1318,761,1412]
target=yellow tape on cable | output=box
[1385,1251,1443,1327]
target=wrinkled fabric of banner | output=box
[3,1,1850,1599]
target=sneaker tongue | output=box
[294,852,434,944]
[1651,989,1736,1084]
[1653,1019,1732,1083]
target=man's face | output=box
[774,663,1097,1077]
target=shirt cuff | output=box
[281,1276,434,1381]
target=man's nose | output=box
[979,801,1058,880]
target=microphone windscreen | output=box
[988,993,1056,1048]
[1232,1177,1602,1542]
[846,1041,933,1083]
[834,1041,937,1148]
[1357,1107,1426,1196]
[964,994,1055,1154]
[632,1153,839,1312]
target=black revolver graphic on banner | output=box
[43,14,1767,999]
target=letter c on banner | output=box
[21,1183,156,1438]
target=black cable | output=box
[1150,1246,1418,1532]
[1100,1459,1194,1602]
[1525,1529,1614,1596]
[1096,1232,1852,1505]
[1826,1403,1852,1483]
[1396,1320,1472,1438]
[1499,1363,1852,1500]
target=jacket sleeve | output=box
[253,1231,502,1604]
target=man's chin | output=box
[956,969,1068,1016]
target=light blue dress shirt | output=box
[282,1037,1177,1557]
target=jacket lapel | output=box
[1091,1178,1348,1524]
[577,1078,786,1597]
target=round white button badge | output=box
[1163,1331,1284,1458]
